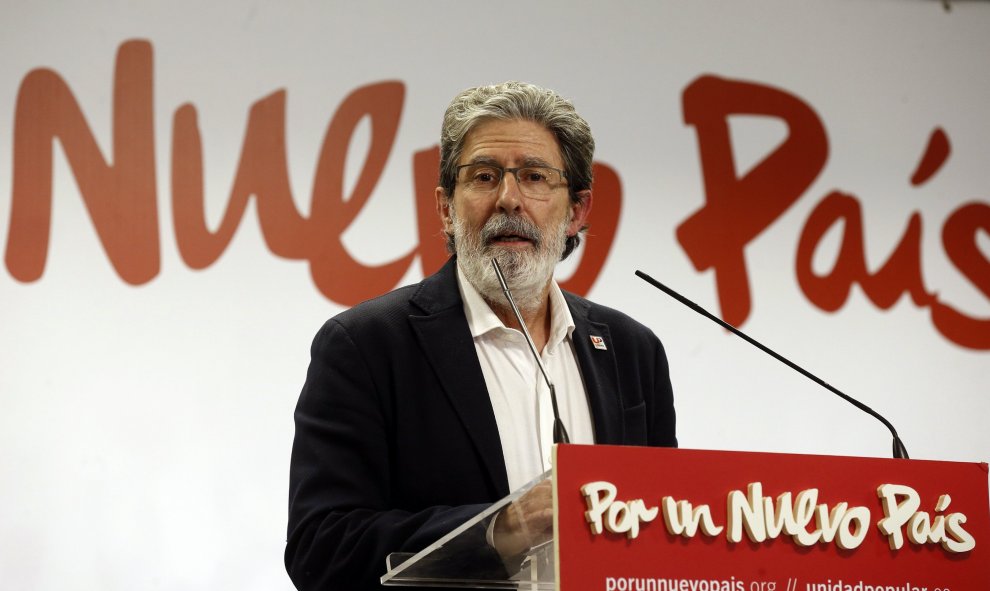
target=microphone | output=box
[635,270,909,460]
[491,258,570,444]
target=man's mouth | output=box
[480,214,541,249]
[490,233,533,244]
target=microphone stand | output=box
[636,269,909,459]
[491,258,570,444]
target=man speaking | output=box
[286,81,677,590]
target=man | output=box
[286,81,676,590]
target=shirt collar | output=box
[455,261,576,350]
[546,279,577,351]
[456,263,505,338]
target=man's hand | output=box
[492,480,554,560]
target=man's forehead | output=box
[460,118,563,165]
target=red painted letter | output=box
[678,75,828,325]
[6,39,159,284]
[172,90,309,269]
[931,203,990,350]
[795,192,933,312]
[308,81,415,305]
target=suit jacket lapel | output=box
[565,292,623,445]
[408,258,510,497]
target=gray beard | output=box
[452,209,569,315]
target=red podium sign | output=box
[553,445,990,591]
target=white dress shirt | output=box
[456,265,595,492]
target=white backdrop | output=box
[1,1,988,589]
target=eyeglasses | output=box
[454,163,568,200]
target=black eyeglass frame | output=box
[453,163,569,196]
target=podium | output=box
[382,445,990,589]
[380,471,556,588]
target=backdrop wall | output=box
[1,1,987,589]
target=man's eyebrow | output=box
[520,156,555,168]
[461,155,557,168]
[463,156,500,166]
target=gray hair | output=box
[438,81,595,259]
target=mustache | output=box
[479,214,541,247]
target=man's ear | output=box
[567,190,593,236]
[436,186,454,235]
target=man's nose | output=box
[495,172,523,212]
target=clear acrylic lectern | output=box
[380,471,554,589]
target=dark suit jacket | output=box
[285,258,676,590]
